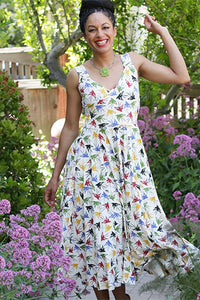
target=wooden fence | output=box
[0,47,66,140]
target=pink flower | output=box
[0,256,6,270]
[11,226,30,240]
[173,191,182,200]
[170,134,198,159]
[197,293,200,300]
[21,205,40,220]
[0,199,11,214]
[13,248,32,266]
[19,284,32,294]
[31,255,51,272]
[0,270,14,286]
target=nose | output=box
[96,28,104,38]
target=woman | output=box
[45,1,198,299]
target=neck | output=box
[92,51,115,67]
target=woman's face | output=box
[84,12,117,53]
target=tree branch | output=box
[28,0,47,53]
[45,29,82,87]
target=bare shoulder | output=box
[66,68,79,89]
[128,51,147,74]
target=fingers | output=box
[144,14,161,33]
[44,188,58,208]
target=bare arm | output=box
[44,68,82,207]
[131,14,190,84]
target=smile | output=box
[95,39,109,47]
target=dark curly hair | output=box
[79,0,116,34]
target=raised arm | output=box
[131,14,190,84]
[44,69,82,207]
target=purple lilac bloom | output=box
[0,256,6,270]
[20,205,40,220]
[179,193,200,223]
[0,221,7,234]
[19,284,32,294]
[187,128,195,136]
[169,134,197,159]
[0,199,11,214]
[11,226,30,240]
[42,220,62,243]
[32,269,51,283]
[191,136,200,148]
[13,248,32,266]
[17,270,32,279]
[32,235,48,248]
[62,256,72,272]
[9,214,26,227]
[31,255,51,272]
[6,261,12,269]
[42,211,61,224]
[139,106,150,118]
[173,191,182,200]
[0,270,14,286]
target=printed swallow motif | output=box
[61,53,198,293]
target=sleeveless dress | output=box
[61,53,198,292]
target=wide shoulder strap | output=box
[121,52,138,79]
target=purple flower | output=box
[19,284,32,294]
[13,248,32,266]
[0,199,11,214]
[11,226,30,240]
[62,256,72,272]
[139,106,150,118]
[31,255,51,272]
[170,134,198,159]
[173,191,182,200]
[0,221,7,234]
[42,211,61,224]
[21,205,40,220]
[0,256,6,270]
[32,235,48,248]
[0,270,14,286]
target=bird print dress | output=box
[61,53,198,292]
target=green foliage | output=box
[138,106,200,216]
[0,0,24,47]
[0,72,45,215]
[31,135,64,205]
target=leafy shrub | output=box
[0,199,76,299]
[138,105,200,216]
[0,72,45,214]
[31,135,64,205]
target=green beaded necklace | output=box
[90,54,116,77]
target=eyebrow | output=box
[87,22,110,28]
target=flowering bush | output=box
[138,106,200,216]
[170,192,200,246]
[0,199,76,299]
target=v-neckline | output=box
[82,54,126,93]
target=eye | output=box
[103,26,110,30]
[88,29,95,32]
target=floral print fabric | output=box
[61,53,197,292]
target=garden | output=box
[0,0,200,298]
[0,63,200,299]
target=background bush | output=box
[138,103,200,216]
[0,72,45,215]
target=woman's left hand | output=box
[144,14,164,35]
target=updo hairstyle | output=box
[79,0,116,34]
